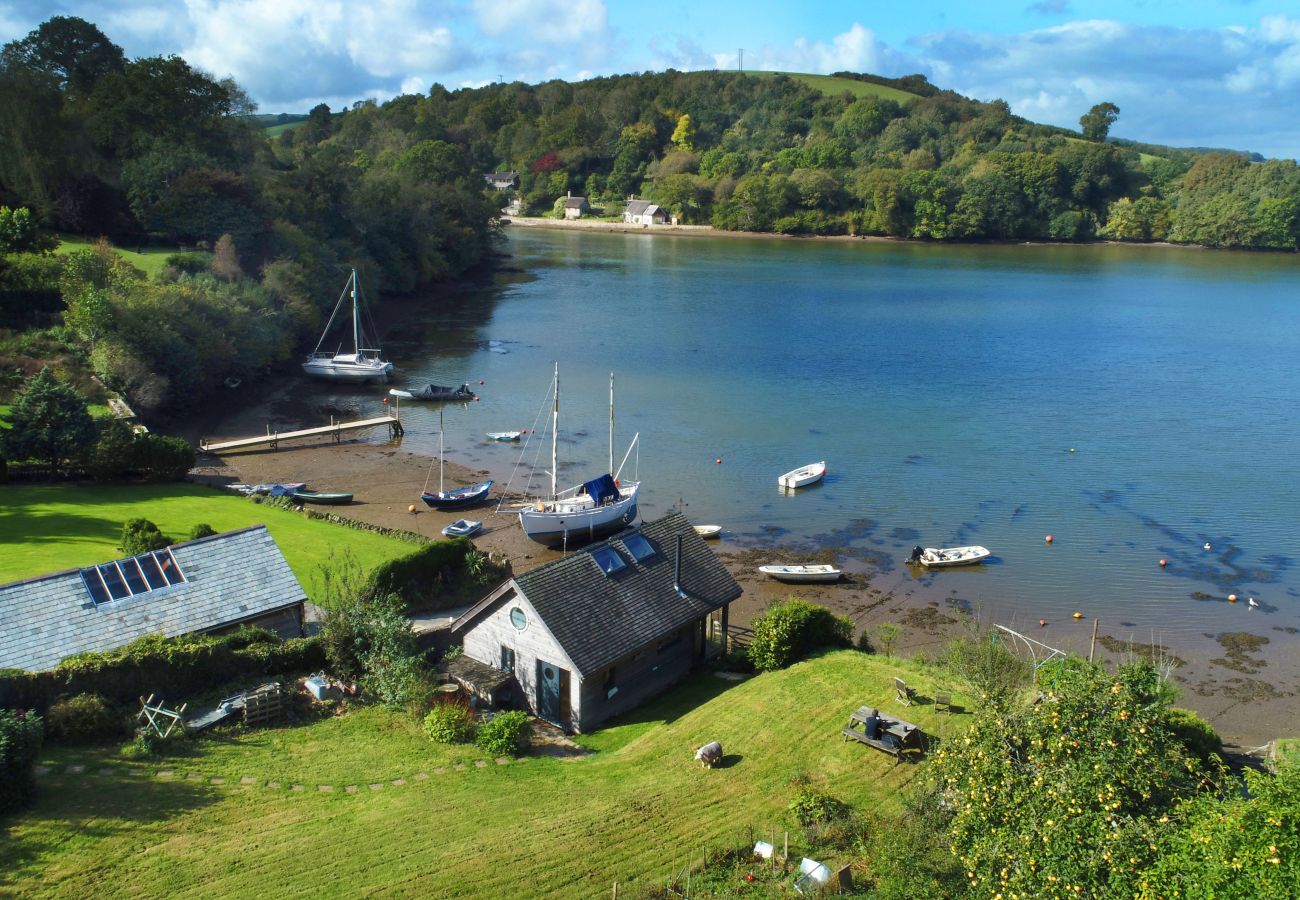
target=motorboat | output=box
[302,269,393,382]
[778,461,826,489]
[486,431,523,442]
[389,383,476,402]
[758,564,841,583]
[442,519,483,538]
[693,525,723,539]
[909,545,991,568]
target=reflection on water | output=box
[308,228,1300,654]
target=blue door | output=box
[537,660,562,722]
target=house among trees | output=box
[484,171,519,191]
[623,199,669,226]
[562,193,590,219]
[451,512,741,732]
[0,525,306,672]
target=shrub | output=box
[788,785,851,827]
[187,523,217,541]
[475,710,532,757]
[163,252,210,275]
[88,418,137,482]
[366,539,496,611]
[1165,707,1222,762]
[423,703,476,743]
[44,693,124,744]
[120,517,171,555]
[132,433,195,481]
[747,599,853,671]
[0,708,44,813]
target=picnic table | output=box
[842,706,923,761]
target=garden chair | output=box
[893,677,915,706]
[934,690,953,715]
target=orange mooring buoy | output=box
[1228,594,1238,603]
[407,504,416,514]
[1072,611,1083,619]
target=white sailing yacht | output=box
[518,366,641,547]
[302,269,394,382]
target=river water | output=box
[307,227,1300,657]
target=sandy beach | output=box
[186,414,1298,752]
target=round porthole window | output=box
[509,607,527,630]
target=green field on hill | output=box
[0,650,967,897]
[53,236,204,280]
[747,70,919,103]
[0,484,421,594]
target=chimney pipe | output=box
[674,531,689,600]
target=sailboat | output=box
[421,408,493,510]
[302,269,394,382]
[518,366,641,547]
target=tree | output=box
[0,16,125,97]
[1080,101,1120,143]
[0,205,54,252]
[210,233,242,281]
[670,113,696,152]
[0,367,95,475]
[932,658,1222,897]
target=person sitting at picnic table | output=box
[863,707,881,740]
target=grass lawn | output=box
[0,650,970,897]
[747,71,919,104]
[0,483,420,596]
[53,236,206,280]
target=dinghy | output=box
[486,431,523,442]
[778,461,826,489]
[292,490,353,505]
[758,564,841,583]
[442,519,483,538]
[389,383,476,402]
[693,525,723,539]
[909,545,991,568]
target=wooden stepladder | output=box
[138,694,188,738]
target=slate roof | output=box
[0,525,305,672]
[624,199,654,216]
[454,513,741,677]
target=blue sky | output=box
[3,1,1300,158]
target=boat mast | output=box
[350,269,359,355]
[550,363,559,501]
[438,407,444,494]
[608,372,614,474]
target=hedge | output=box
[366,538,477,611]
[0,629,324,713]
[0,708,43,813]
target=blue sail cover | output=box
[583,474,621,506]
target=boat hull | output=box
[917,546,991,568]
[302,358,393,382]
[778,461,826,489]
[519,484,640,547]
[442,519,483,538]
[421,481,493,510]
[693,525,722,539]
[292,490,353,505]
[758,564,841,583]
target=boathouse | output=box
[0,525,306,672]
[451,512,741,732]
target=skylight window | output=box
[590,546,627,576]
[81,548,186,605]
[622,533,657,563]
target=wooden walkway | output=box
[200,411,403,453]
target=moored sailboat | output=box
[302,269,393,382]
[517,366,640,547]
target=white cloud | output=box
[471,0,608,43]
[741,23,894,75]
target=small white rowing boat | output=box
[910,545,991,568]
[486,431,523,442]
[778,461,826,489]
[693,525,722,539]
[758,564,841,583]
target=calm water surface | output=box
[350,229,1300,653]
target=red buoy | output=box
[1159,559,1167,567]
[715,457,722,464]
[1039,619,1047,627]
[382,397,388,404]
[1045,534,1054,544]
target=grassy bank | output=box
[53,236,204,280]
[0,650,966,897]
[0,484,420,594]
